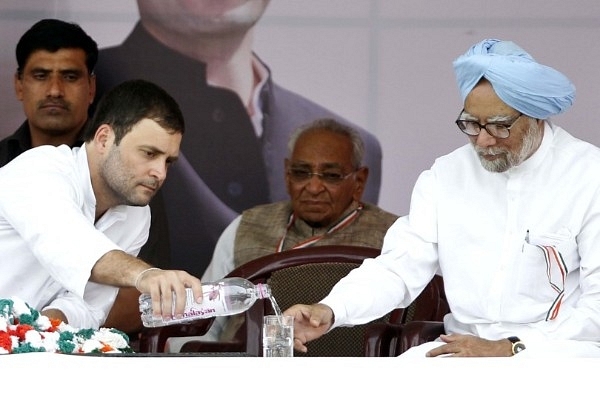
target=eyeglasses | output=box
[287,168,355,185]
[455,110,524,139]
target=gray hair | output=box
[287,118,365,169]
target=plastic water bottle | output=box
[139,277,271,327]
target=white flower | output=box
[0,316,8,332]
[10,297,31,317]
[35,315,52,331]
[41,331,60,352]
[92,328,128,350]
[10,335,18,350]
[59,322,76,333]
[24,330,44,348]
[81,338,104,353]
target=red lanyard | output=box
[276,203,364,253]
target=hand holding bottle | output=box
[139,277,270,327]
[134,267,203,323]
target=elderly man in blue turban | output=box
[285,38,600,357]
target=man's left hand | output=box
[426,334,513,357]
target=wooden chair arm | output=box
[179,339,245,354]
[363,322,404,357]
[138,318,215,353]
[398,321,445,355]
[363,320,445,357]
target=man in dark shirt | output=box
[0,19,96,167]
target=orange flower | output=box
[8,324,34,340]
[47,318,62,332]
[0,331,13,352]
[100,343,114,352]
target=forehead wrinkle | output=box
[462,110,515,123]
[290,161,343,170]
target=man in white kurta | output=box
[0,144,148,328]
[286,38,600,357]
[324,120,600,357]
[0,79,203,330]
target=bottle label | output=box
[182,285,228,319]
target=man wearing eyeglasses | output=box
[165,118,397,351]
[286,38,600,357]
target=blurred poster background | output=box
[1,0,599,217]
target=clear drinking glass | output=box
[262,315,294,357]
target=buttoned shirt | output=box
[0,144,149,328]
[323,122,600,351]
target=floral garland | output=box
[0,297,133,354]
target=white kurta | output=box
[322,122,600,353]
[0,144,150,328]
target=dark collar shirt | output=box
[0,121,85,168]
[0,122,33,168]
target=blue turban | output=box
[453,39,575,119]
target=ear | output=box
[92,124,115,153]
[88,74,97,105]
[352,166,369,201]
[284,158,292,192]
[14,72,23,101]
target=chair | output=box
[139,245,401,355]
[363,275,448,357]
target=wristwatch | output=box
[507,336,526,355]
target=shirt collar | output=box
[249,54,270,137]
[73,143,96,221]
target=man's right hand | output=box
[283,303,334,353]
[91,250,203,322]
[135,268,203,321]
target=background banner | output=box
[1,0,598,250]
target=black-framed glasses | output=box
[287,168,355,185]
[455,109,524,139]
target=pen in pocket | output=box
[522,229,530,252]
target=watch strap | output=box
[507,336,526,355]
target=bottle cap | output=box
[256,283,270,299]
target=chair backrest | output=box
[224,245,396,356]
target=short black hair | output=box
[16,18,98,77]
[83,79,185,144]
